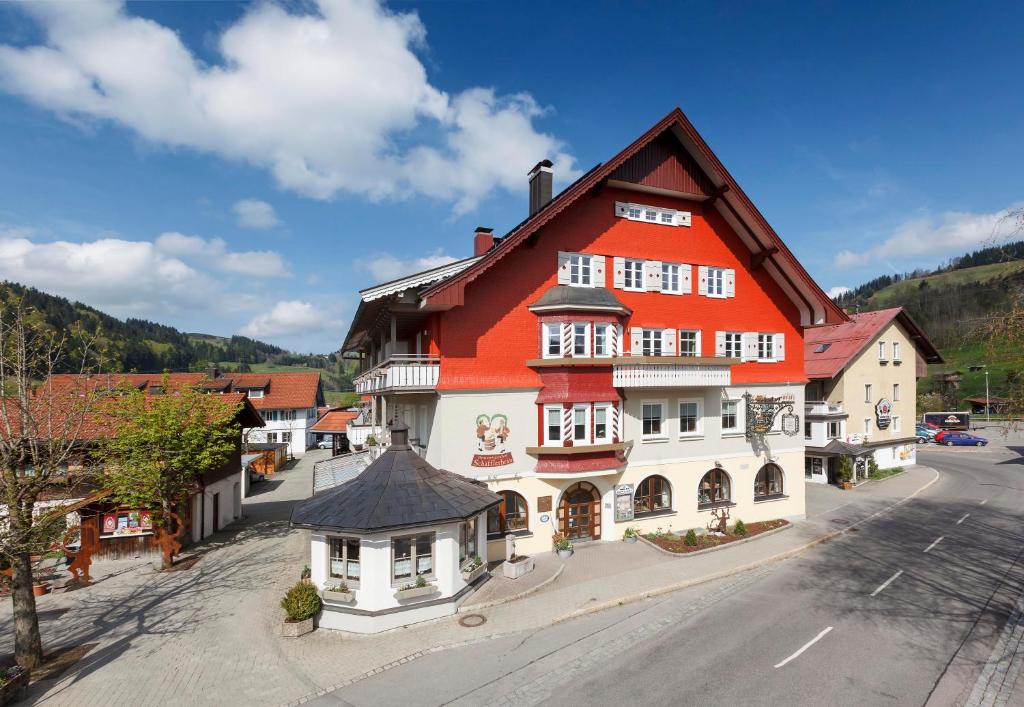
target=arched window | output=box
[634,475,672,515]
[487,491,529,536]
[755,464,785,500]
[698,469,731,508]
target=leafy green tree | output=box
[97,375,241,569]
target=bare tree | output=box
[0,298,103,668]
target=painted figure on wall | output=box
[472,413,513,467]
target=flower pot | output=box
[322,589,355,604]
[31,583,48,597]
[624,535,638,544]
[557,548,573,560]
[842,481,854,490]
[502,556,535,579]
[394,584,436,601]
[461,564,487,584]
[281,617,314,638]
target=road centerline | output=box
[774,627,833,669]
[957,513,970,525]
[870,570,903,597]
[924,536,945,553]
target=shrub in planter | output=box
[733,519,747,536]
[684,529,698,547]
[300,565,311,581]
[366,435,377,447]
[838,457,854,485]
[281,581,322,622]
[623,527,639,543]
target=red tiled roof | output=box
[217,372,321,410]
[45,373,206,393]
[804,307,943,379]
[310,410,358,433]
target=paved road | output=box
[319,445,1024,707]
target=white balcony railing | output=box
[612,363,731,388]
[353,355,440,394]
[806,401,844,415]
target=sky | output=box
[0,0,1021,354]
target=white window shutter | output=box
[644,260,661,292]
[557,252,571,285]
[613,257,625,289]
[592,255,606,287]
[681,264,693,294]
[695,330,703,357]
[630,327,643,356]
[775,333,785,361]
[743,332,758,362]
[715,331,726,357]
[615,325,624,356]
[662,329,675,355]
[675,211,692,227]
[725,269,736,297]
[698,266,709,296]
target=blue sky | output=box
[0,1,1021,354]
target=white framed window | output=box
[572,322,590,357]
[805,422,812,440]
[724,332,743,359]
[392,532,434,584]
[247,388,264,399]
[892,341,901,361]
[661,263,682,294]
[679,399,702,437]
[594,403,612,444]
[679,330,700,357]
[329,537,361,585]
[623,259,644,291]
[707,267,726,297]
[641,329,663,356]
[542,323,562,359]
[544,405,563,446]
[569,254,592,287]
[282,431,292,444]
[864,384,872,403]
[893,415,901,433]
[616,201,690,227]
[721,400,740,433]
[878,341,887,360]
[594,323,613,357]
[644,208,658,222]
[642,401,666,439]
[863,418,872,435]
[827,421,841,439]
[757,333,776,362]
[572,404,590,444]
[266,432,278,443]
[893,383,900,402]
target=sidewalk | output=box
[19,462,938,707]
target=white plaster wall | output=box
[244,410,314,458]
[872,443,916,468]
[197,471,241,538]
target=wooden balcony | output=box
[353,355,440,394]
[611,357,734,388]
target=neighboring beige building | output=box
[803,308,943,483]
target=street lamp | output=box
[985,370,991,424]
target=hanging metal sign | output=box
[743,393,800,440]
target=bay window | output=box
[543,323,562,358]
[392,532,434,583]
[459,517,478,566]
[594,323,613,357]
[594,403,612,444]
[573,322,590,357]
[573,404,589,443]
[329,537,361,585]
[545,405,563,445]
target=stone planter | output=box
[502,556,535,579]
[322,589,355,604]
[394,584,436,601]
[623,535,638,544]
[461,564,487,584]
[281,617,314,638]
[0,667,28,706]
[556,548,573,560]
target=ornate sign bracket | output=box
[742,392,801,441]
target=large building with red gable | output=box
[343,109,845,559]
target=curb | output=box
[553,466,941,624]
[457,562,566,613]
[636,523,792,558]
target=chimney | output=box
[205,364,221,380]
[473,226,495,256]
[528,159,554,216]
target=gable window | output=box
[616,201,690,227]
[679,330,700,357]
[543,323,562,359]
[623,259,644,291]
[707,267,726,297]
[878,341,887,360]
[893,383,900,402]
[594,403,612,443]
[892,341,901,361]
[757,334,775,362]
[569,254,592,286]
[634,475,671,515]
[721,400,739,433]
[644,208,658,222]
[628,205,642,219]
[641,329,663,357]
[247,388,264,399]
[488,491,528,536]
[392,532,434,583]
[679,399,702,437]
[662,263,681,293]
[863,418,872,435]
[724,332,743,359]
[544,405,562,446]
[594,323,613,357]
[893,415,901,433]
[329,537,361,585]
[572,322,590,357]
[573,404,589,443]
[864,384,872,403]
[642,402,665,438]
[754,464,785,500]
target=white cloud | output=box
[154,231,289,275]
[833,204,1024,269]
[356,249,458,282]
[827,286,851,299]
[240,300,339,338]
[0,0,579,214]
[233,199,280,229]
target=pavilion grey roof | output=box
[806,439,871,457]
[528,285,631,313]
[312,450,372,495]
[291,423,501,534]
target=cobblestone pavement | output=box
[967,590,1024,707]
[3,457,941,706]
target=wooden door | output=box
[559,482,601,541]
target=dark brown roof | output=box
[528,285,631,313]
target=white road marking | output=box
[980,499,988,505]
[957,513,970,525]
[774,627,833,668]
[870,570,903,597]
[924,536,945,553]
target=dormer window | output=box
[248,388,264,399]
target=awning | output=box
[806,440,872,457]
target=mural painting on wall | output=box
[471,414,513,467]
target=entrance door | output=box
[212,493,220,532]
[559,482,601,541]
